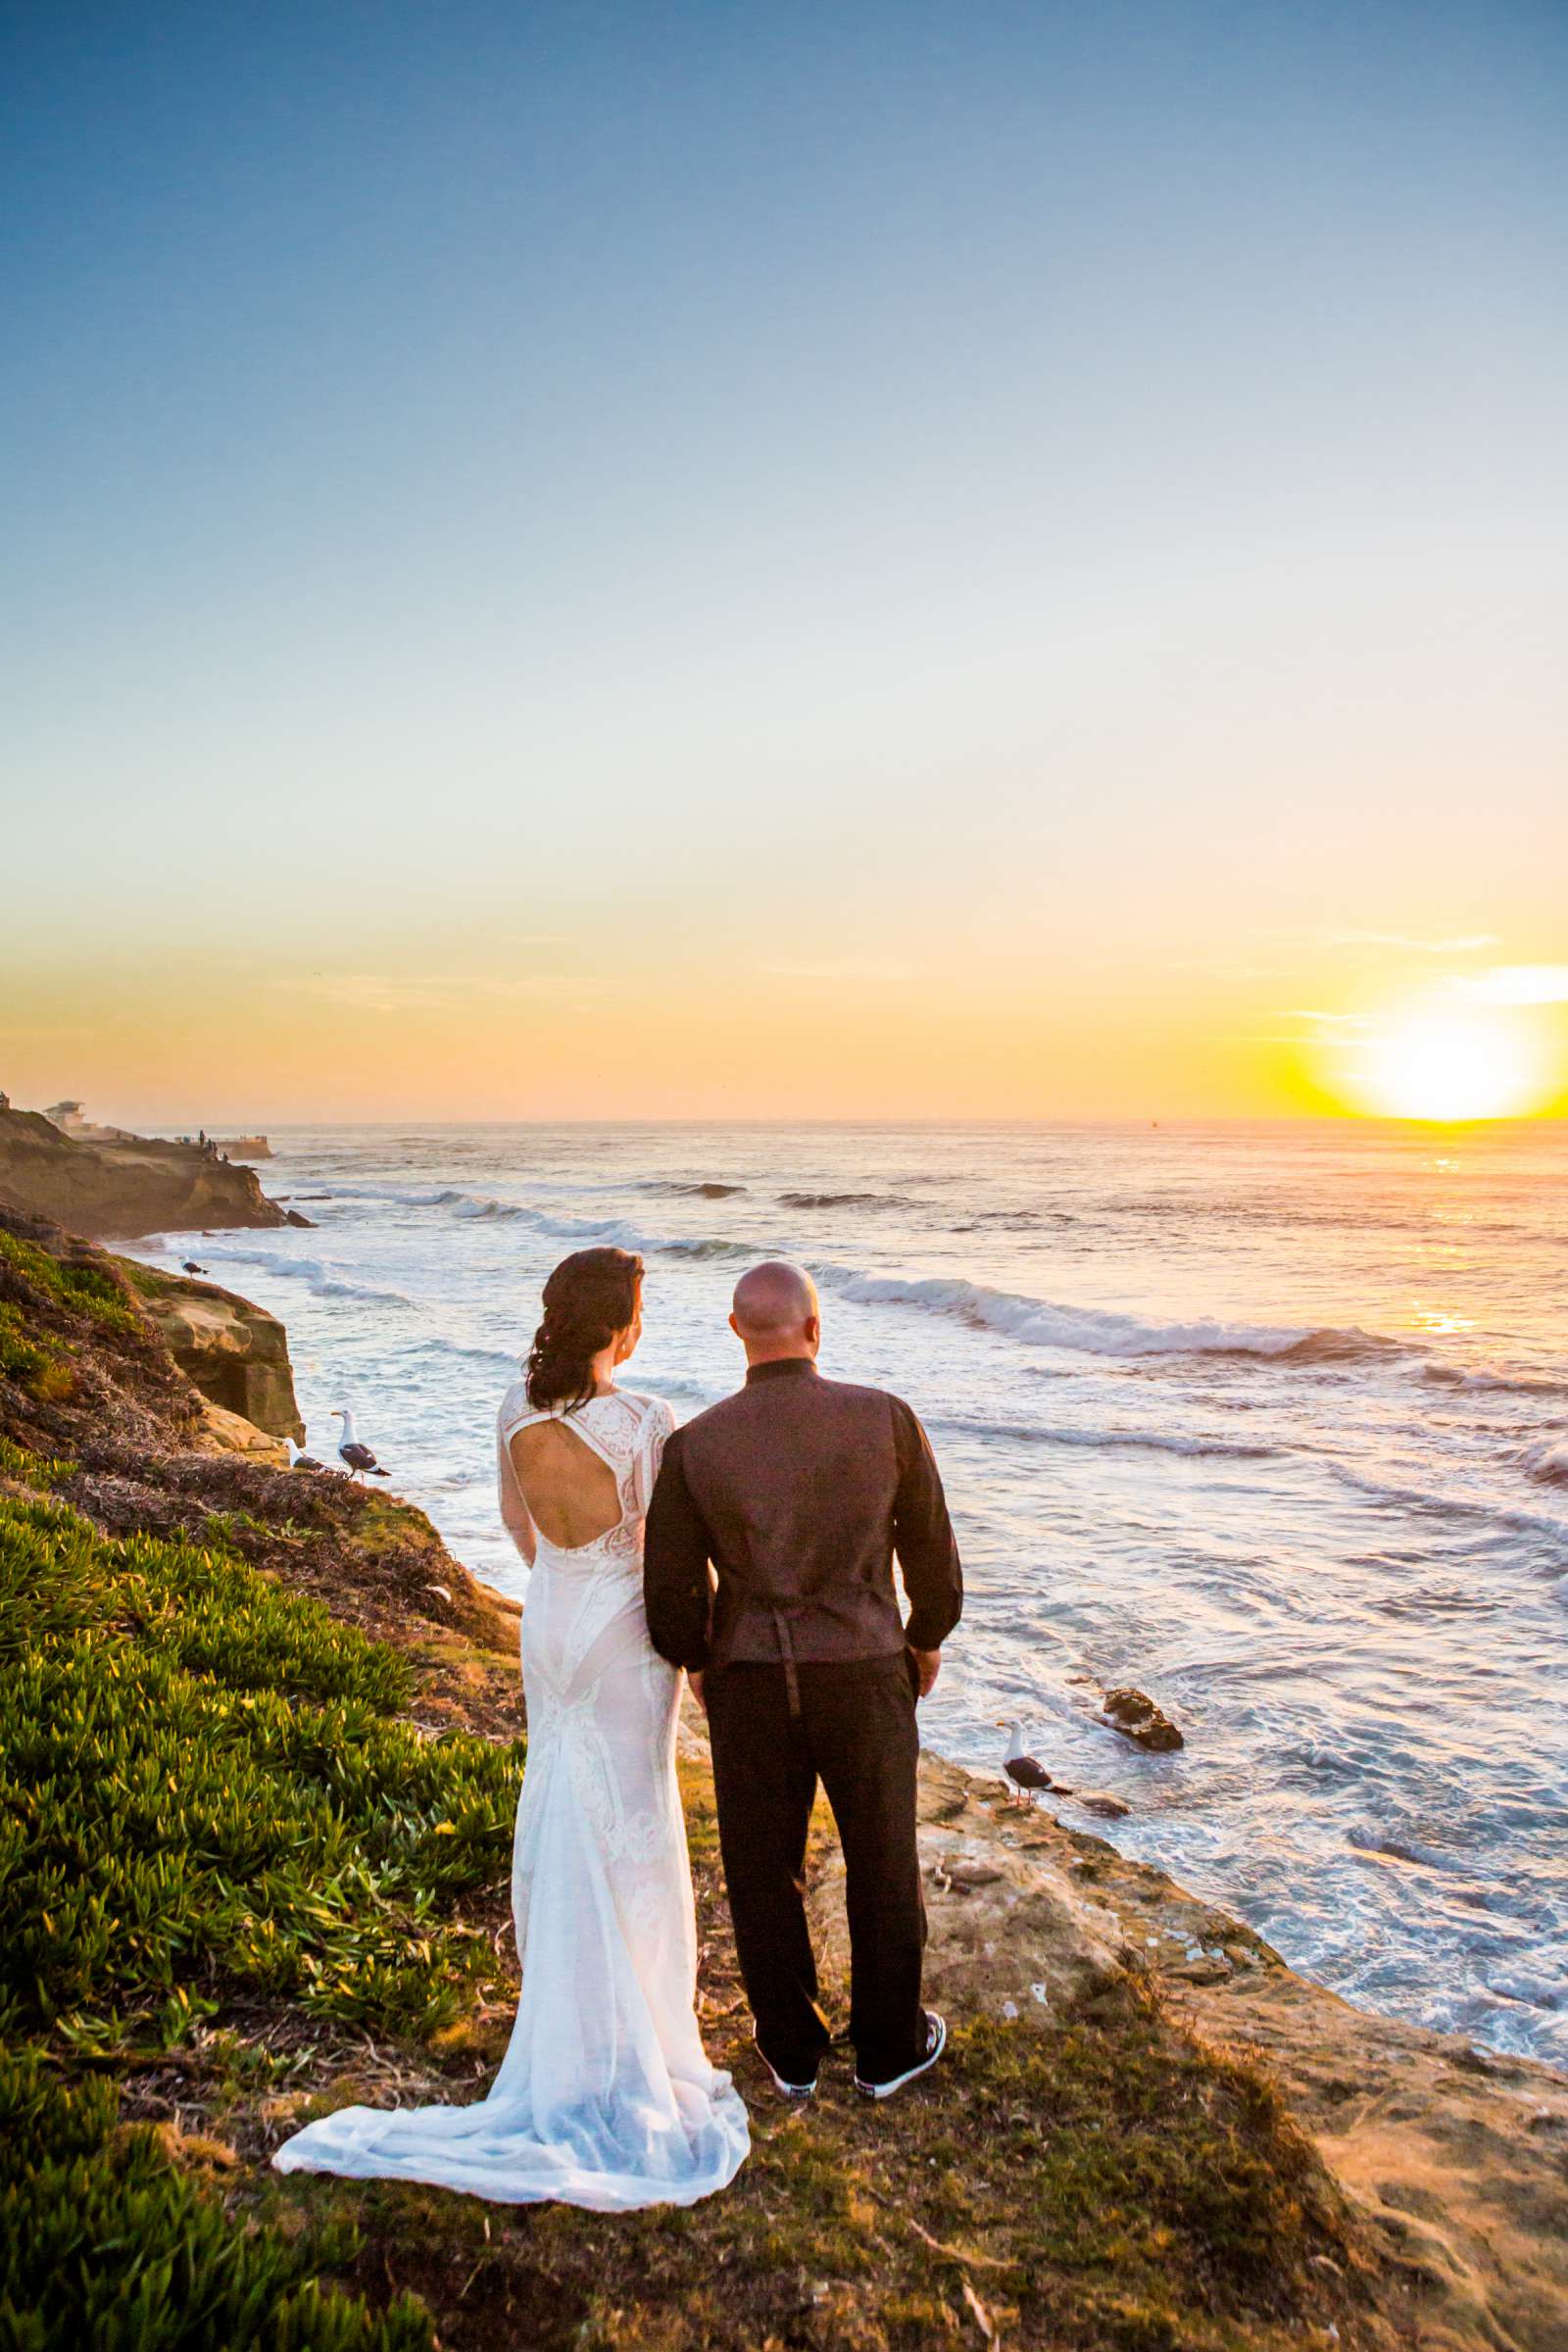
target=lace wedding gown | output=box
[272,1386,750,2209]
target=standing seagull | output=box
[997,1719,1061,1808]
[332,1407,390,1480]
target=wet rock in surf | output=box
[1069,1789,1133,1820]
[1100,1688,1184,1752]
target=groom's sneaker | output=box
[855,2011,946,2101]
[753,2028,817,2100]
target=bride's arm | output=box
[496,1421,538,1565]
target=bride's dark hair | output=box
[524,1247,644,1412]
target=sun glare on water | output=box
[1341,1010,1548,1122]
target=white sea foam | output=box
[1520,1439,1568,1488]
[1327,1461,1568,1551]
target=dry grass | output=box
[227,1742,1391,2352]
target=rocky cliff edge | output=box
[0,1104,304,1240]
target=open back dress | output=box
[272,1384,749,2209]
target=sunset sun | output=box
[1339,1010,1549,1123]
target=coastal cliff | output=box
[118,1257,307,1445]
[2,1201,1563,2351]
[0,1102,303,1240]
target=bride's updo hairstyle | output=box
[525,1247,644,1412]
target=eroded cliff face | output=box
[120,1261,306,1443]
[0,1105,302,1240]
[0,1200,517,1658]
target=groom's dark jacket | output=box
[643,1358,962,1684]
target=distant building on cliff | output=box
[44,1101,140,1143]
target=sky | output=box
[2,0,1564,1124]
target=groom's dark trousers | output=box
[643,1357,962,2088]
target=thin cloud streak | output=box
[1320,931,1501,956]
[1454,965,1568,1006]
[759,959,925,984]
[298,973,609,1015]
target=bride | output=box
[273,1246,750,2209]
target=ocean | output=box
[125,1120,1567,2067]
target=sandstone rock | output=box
[0,1104,304,1240]
[808,1753,1131,2026]
[125,1263,306,1441]
[1100,1686,1185,1750]
[193,1399,290,1466]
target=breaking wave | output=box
[657,1236,754,1260]
[778,1190,911,1210]
[1418,1362,1568,1402]
[927,1413,1279,1460]
[951,1208,1076,1231]
[1520,1440,1568,1489]
[810,1263,1403,1364]
[183,1250,421,1315]
[638,1180,748,1199]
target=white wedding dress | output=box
[272,1384,750,2209]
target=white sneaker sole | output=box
[855,2012,947,2100]
[753,2028,816,2099]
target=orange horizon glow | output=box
[5,942,1566,1132]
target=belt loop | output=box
[772,1608,802,1718]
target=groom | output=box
[644,1261,962,2101]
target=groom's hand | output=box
[687,1669,708,1718]
[908,1645,941,1698]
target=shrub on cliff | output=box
[0,1227,141,1398]
[0,1465,524,2346]
[0,2046,435,2351]
[0,1229,140,1337]
[0,1494,522,2047]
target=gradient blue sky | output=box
[3,2,1564,1119]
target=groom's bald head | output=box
[731,1260,821,1363]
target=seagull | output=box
[998,1719,1063,1808]
[331,1407,390,1480]
[182,1260,208,1275]
[285,1438,326,1471]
